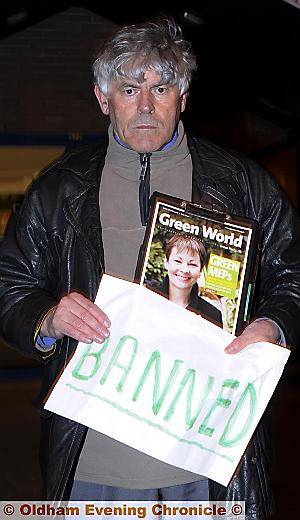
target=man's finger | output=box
[65,299,110,336]
[68,292,111,327]
[56,317,108,344]
[224,335,249,354]
[224,319,280,355]
[40,292,111,341]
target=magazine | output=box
[136,192,259,335]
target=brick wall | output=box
[0,7,117,133]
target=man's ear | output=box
[94,85,109,115]
[180,92,188,113]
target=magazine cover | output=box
[136,193,259,336]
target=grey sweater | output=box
[74,122,206,488]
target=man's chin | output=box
[130,143,163,153]
[125,135,169,153]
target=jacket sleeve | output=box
[0,183,60,359]
[248,165,300,349]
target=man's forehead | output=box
[114,70,168,87]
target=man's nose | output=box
[138,91,155,114]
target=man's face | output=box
[164,247,202,292]
[95,69,187,152]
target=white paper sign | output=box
[45,275,289,486]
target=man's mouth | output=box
[135,124,158,129]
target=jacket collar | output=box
[61,137,109,271]
[187,134,245,214]
[59,136,109,184]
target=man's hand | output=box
[40,292,111,344]
[224,319,279,354]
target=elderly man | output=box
[0,18,299,517]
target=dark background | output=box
[1,0,299,138]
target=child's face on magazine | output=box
[165,247,202,291]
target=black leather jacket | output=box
[1,133,300,518]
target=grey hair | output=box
[93,18,197,96]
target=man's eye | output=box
[124,87,136,96]
[155,86,167,94]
